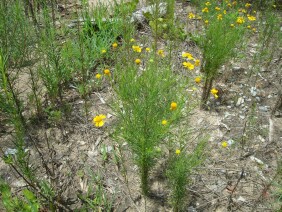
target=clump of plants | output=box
[167,140,206,212]
[112,44,185,195]
[188,0,258,109]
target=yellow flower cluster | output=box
[236,17,245,24]
[170,102,177,111]
[160,102,178,127]
[200,1,257,31]
[245,3,251,8]
[182,52,200,71]
[93,114,106,127]
[162,119,168,125]
[194,76,201,83]
[188,12,195,19]
[205,2,211,6]
[210,88,219,99]
[247,15,256,21]
[112,42,118,48]
[221,141,228,148]
[104,69,111,76]
[95,73,101,79]
[157,49,165,57]
[182,52,193,60]
[183,62,194,70]
[217,14,223,21]
[202,7,209,13]
[132,45,142,53]
[135,58,141,65]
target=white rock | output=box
[250,87,257,96]
[236,97,244,106]
[256,97,261,102]
[250,156,264,165]
[101,146,113,154]
[228,139,235,145]
[237,196,246,202]
[239,115,245,119]
[4,148,17,155]
[232,66,244,72]
[258,135,265,142]
[131,2,167,24]
[259,106,268,112]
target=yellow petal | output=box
[100,114,106,119]
[98,121,104,127]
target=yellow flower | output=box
[205,2,211,6]
[197,15,202,20]
[252,28,257,32]
[101,49,106,54]
[175,149,181,154]
[211,88,219,98]
[202,7,209,13]
[227,3,232,7]
[132,45,142,53]
[195,77,201,83]
[194,59,200,66]
[95,73,101,79]
[188,12,196,19]
[182,52,193,60]
[157,49,165,57]
[230,23,235,27]
[112,42,118,48]
[130,38,135,42]
[236,17,245,24]
[241,9,247,13]
[170,102,177,111]
[247,25,251,29]
[135,58,141,65]
[93,114,106,127]
[221,141,228,148]
[183,62,194,70]
[204,20,209,25]
[104,69,111,76]
[211,88,218,95]
[215,6,221,11]
[161,120,168,125]
[145,47,151,52]
[232,1,237,6]
[248,16,256,21]
[245,3,251,8]
[217,14,223,20]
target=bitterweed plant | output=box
[167,139,206,212]
[113,44,185,195]
[38,6,71,107]
[197,1,249,109]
